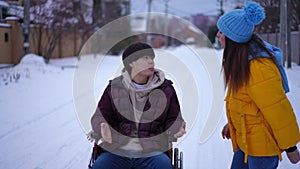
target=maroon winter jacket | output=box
[91,75,184,153]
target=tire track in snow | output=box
[0,99,74,140]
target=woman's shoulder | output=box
[249,58,281,84]
[249,57,278,71]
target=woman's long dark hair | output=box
[222,33,277,94]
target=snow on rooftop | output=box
[5,16,19,20]
[0,22,11,27]
[7,4,23,18]
[0,1,9,8]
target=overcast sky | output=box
[131,0,240,17]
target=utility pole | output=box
[23,0,30,54]
[146,0,152,43]
[299,25,300,65]
[147,0,152,14]
[218,0,225,15]
[164,0,170,47]
[279,0,291,68]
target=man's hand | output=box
[174,121,186,138]
[221,123,230,139]
[101,123,112,143]
[287,149,300,164]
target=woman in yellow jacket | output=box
[217,2,300,169]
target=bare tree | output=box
[251,0,299,33]
[92,0,103,26]
[72,0,95,56]
[30,0,67,62]
[91,0,132,55]
[30,0,96,62]
[29,0,131,61]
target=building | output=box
[0,0,131,64]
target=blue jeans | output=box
[231,149,279,169]
[91,151,173,169]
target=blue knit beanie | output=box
[217,1,265,43]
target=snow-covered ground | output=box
[0,46,299,169]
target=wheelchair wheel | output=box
[173,148,183,169]
[179,151,183,169]
[174,148,179,168]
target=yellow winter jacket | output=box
[225,58,300,163]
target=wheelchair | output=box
[88,135,183,169]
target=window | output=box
[4,32,8,42]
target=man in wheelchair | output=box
[89,42,186,169]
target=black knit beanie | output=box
[122,42,155,73]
